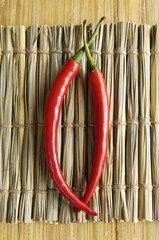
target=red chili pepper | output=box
[43,17,106,216]
[75,20,109,214]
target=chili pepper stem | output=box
[83,20,99,72]
[71,16,106,64]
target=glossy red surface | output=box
[75,69,109,214]
[43,59,97,216]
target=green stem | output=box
[83,20,99,72]
[71,16,105,64]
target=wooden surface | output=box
[1,0,159,239]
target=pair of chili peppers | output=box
[43,17,109,216]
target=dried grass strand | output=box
[138,24,152,221]
[18,25,38,223]
[0,26,13,223]
[100,23,114,223]
[113,22,129,222]
[33,26,49,222]
[126,23,139,223]
[7,26,25,223]
[150,24,159,220]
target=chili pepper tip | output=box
[101,16,106,21]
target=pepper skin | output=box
[75,70,109,214]
[43,59,97,216]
